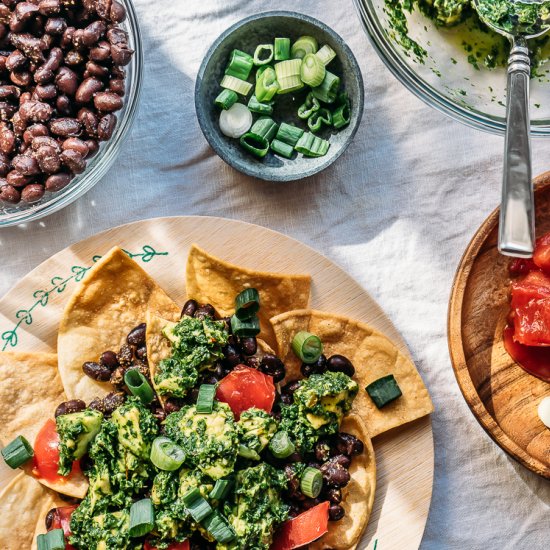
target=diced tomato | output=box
[509,258,538,277]
[48,505,78,550]
[143,541,189,550]
[216,364,275,419]
[533,232,550,274]
[503,325,550,382]
[270,501,330,550]
[32,419,81,482]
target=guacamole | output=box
[237,408,278,455]
[476,0,550,35]
[154,316,229,398]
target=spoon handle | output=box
[499,38,535,258]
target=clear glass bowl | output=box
[353,0,550,136]
[0,0,143,227]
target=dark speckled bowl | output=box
[195,11,364,182]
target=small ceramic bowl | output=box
[195,11,364,182]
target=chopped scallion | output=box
[300,53,326,87]
[248,95,273,115]
[196,384,217,414]
[238,444,260,460]
[124,369,155,404]
[150,436,186,471]
[210,478,233,500]
[203,511,236,544]
[183,488,213,523]
[235,288,260,320]
[230,314,260,337]
[332,102,350,129]
[214,89,238,110]
[300,466,323,498]
[297,92,321,120]
[276,123,304,147]
[129,499,155,537]
[270,139,294,159]
[255,66,279,102]
[274,59,304,94]
[366,375,402,408]
[291,331,323,363]
[274,37,290,60]
[269,431,295,458]
[291,35,318,59]
[311,70,340,103]
[219,103,253,138]
[308,108,332,133]
[316,44,337,65]
[295,132,330,157]
[220,74,253,97]
[240,117,278,158]
[1,435,33,469]
[37,529,65,550]
[253,44,274,66]
[224,49,254,80]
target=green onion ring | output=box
[129,498,155,537]
[150,436,186,471]
[291,331,323,363]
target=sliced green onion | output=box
[219,103,253,138]
[270,139,294,159]
[300,467,323,498]
[308,108,332,133]
[269,431,295,458]
[276,122,304,147]
[248,95,273,115]
[220,74,253,97]
[311,70,340,104]
[238,444,260,460]
[235,288,260,320]
[210,478,233,500]
[182,488,213,523]
[337,91,350,108]
[240,117,278,158]
[129,499,155,537]
[230,314,260,337]
[256,65,271,79]
[274,59,304,94]
[291,36,318,59]
[366,375,402,409]
[297,92,321,120]
[253,44,274,66]
[274,37,290,60]
[225,49,254,80]
[37,529,65,550]
[196,384,217,414]
[300,53,326,87]
[295,132,330,157]
[291,331,323,363]
[255,66,279,102]
[316,44,337,65]
[332,103,350,129]
[203,511,236,544]
[150,436,186,471]
[1,435,33,469]
[124,369,155,404]
[214,89,238,110]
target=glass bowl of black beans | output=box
[0,0,142,227]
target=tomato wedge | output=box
[144,541,189,550]
[270,501,330,550]
[216,364,275,419]
[48,504,78,550]
[534,232,550,274]
[33,419,82,482]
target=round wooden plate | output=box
[0,216,433,549]
[449,172,550,479]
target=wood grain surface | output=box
[448,172,550,478]
[0,216,433,550]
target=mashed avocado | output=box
[164,402,238,480]
[70,509,135,550]
[219,463,288,550]
[280,371,358,453]
[56,409,103,476]
[237,408,278,454]
[423,0,470,26]
[154,316,229,398]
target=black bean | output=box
[56,94,72,116]
[110,0,126,22]
[194,303,216,320]
[99,350,118,370]
[181,298,197,318]
[110,42,133,65]
[165,398,183,414]
[7,170,32,187]
[240,337,257,356]
[97,113,116,140]
[60,148,85,173]
[54,399,86,417]
[0,184,20,203]
[302,497,322,510]
[117,343,133,366]
[55,66,78,95]
[20,183,44,203]
[259,354,285,378]
[335,432,364,457]
[324,487,342,504]
[50,117,81,137]
[45,508,55,530]
[300,363,315,377]
[38,0,60,16]
[35,83,56,100]
[62,137,89,157]
[78,107,98,136]
[328,504,345,521]
[320,456,351,487]
[102,391,125,414]
[0,122,15,153]
[333,454,352,469]
[89,40,111,61]
[301,355,327,377]
[75,76,103,103]
[82,20,106,46]
[6,49,26,71]
[12,154,40,175]
[244,356,260,369]
[135,345,147,361]
[326,355,355,377]
[127,322,146,346]
[45,172,71,191]
[45,17,66,35]
[82,360,111,381]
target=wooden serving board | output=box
[449,173,550,478]
[0,216,433,549]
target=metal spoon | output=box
[473,0,550,257]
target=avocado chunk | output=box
[56,409,103,476]
[154,316,229,398]
[164,402,238,480]
[421,0,470,26]
[237,408,278,455]
[70,509,131,550]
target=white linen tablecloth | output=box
[1,0,549,547]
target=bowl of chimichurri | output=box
[353,0,550,135]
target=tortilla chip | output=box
[0,473,51,550]
[31,492,68,550]
[270,310,433,437]
[310,414,376,550]
[58,246,180,403]
[145,312,174,405]
[186,244,311,348]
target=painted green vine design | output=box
[1,245,168,351]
